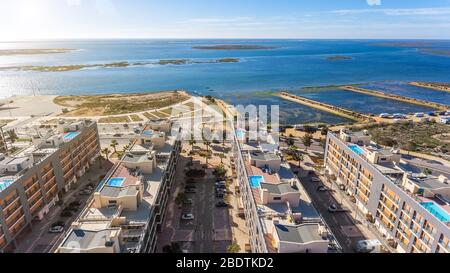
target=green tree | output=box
[101,148,111,166]
[227,241,241,253]
[110,140,119,154]
[189,134,197,153]
[175,193,187,206]
[7,130,18,143]
[203,136,211,168]
[302,134,313,152]
[292,152,304,168]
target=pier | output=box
[278,92,372,123]
[340,86,448,110]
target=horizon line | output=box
[1,37,450,43]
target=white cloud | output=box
[331,7,450,16]
[367,0,381,6]
[66,0,82,6]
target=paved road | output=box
[300,175,368,253]
[193,177,215,253]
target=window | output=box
[273,197,282,201]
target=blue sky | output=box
[0,0,449,40]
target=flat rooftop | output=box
[275,223,324,244]
[261,183,298,195]
[61,228,120,250]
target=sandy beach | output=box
[0,95,64,117]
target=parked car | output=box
[317,186,328,192]
[216,201,229,208]
[355,240,382,253]
[311,177,321,183]
[48,226,64,233]
[328,204,346,213]
[183,199,194,205]
[216,184,226,189]
[60,211,73,218]
[185,188,196,194]
[216,193,225,198]
[185,185,196,190]
[181,214,195,221]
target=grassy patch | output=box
[358,121,450,154]
[130,115,143,122]
[54,91,190,116]
[98,116,131,124]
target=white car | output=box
[48,226,64,233]
[181,214,195,221]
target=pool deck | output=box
[109,164,140,187]
[420,196,450,215]
[245,163,280,185]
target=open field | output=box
[354,121,450,155]
[98,116,131,124]
[55,91,190,117]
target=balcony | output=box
[379,200,398,216]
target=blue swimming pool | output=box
[107,177,126,187]
[420,202,450,222]
[0,179,14,192]
[64,131,81,141]
[143,130,154,137]
[249,176,264,189]
[236,129,245,139]
[349,144,366,156]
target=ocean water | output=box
[0,39,449,124]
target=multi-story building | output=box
[0,120,101,252]
[56,124,181,253]
[325,130,450,253]
[0,126,7,154]
[233,128,331,253]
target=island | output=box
[0,48,75,56]
[1,58,241,73]
[193,45,278,50]
[419,49,450,57]
[326,56,353,61]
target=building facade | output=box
[0,120,101,252]
[324,131,450,253]
[56,124,181,253]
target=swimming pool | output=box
[64,131,81,141]
[348,144,366,156]
[236,129,245,139]
[420,202,450,222]
[107,177,126,187]
[249,176,264,189]
[0,179,14,192]
[142,130,154,137]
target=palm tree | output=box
[101,148,111,168]
[292,152,304,168]
[203,138,211,168]
[7,130,18,143]
[110,140,119,155]
[189,134,196,153]
[227,241,241,253]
